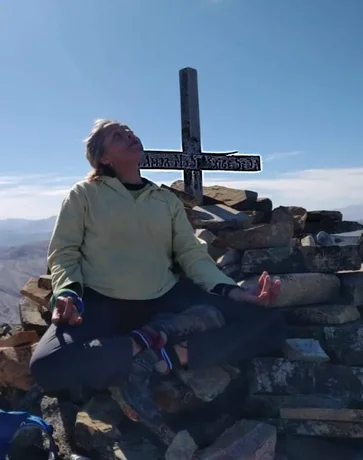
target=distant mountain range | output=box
[0,203,362,247]
[334,204,363,222]
[0,216,56,247]
[0,240,48,324]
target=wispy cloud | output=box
[264,151,302,161]
[0,167,363,219]
[0,174,85,219]
[200,167,363,213]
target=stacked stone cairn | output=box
[1,181,363,459]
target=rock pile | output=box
[1,182,363,459]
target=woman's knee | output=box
[29,345,55,389]
[30,338,73,391]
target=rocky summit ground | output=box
[2,183,363,459]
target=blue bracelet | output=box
[50,290,84,316]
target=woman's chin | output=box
[129,145,144,155]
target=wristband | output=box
[50,289,84,316]
[212,284,247,297]
[221,285,239,297]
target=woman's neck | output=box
[114,168,143,184]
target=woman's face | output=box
[100,123,144,168]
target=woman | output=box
[30,119,287,446]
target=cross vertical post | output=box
[179,68,203,204]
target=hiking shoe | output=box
[121,306,225,445]
[121,347,177,446]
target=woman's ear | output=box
[100,155,110,166]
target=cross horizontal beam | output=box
[141,150,261,172]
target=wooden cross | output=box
[140,67,262,204]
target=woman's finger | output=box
[258,271,268,288]
[68,306,82,325]
[55,297,66,313]
[269,279,281,303]
[51,307,61,325]
[62,297,73,322]
[260,274,271,296]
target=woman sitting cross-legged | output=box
[30,119,287,447]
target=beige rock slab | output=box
[21,277,52,307]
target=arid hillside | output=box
[0,240,48,324]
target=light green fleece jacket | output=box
[48,177,236,300]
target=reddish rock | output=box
[19,297,49,336]
[38,275,52,291]
[0,330,38,348]
[0,343,36,391]
[20,277,52,307]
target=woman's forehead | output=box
[103,122,129,137]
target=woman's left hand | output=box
[228,271,281,307]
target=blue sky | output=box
[0,0,362,218]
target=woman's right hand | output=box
[51,296,83,326]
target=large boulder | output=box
[338,272,363,307]
[323,321,363,365]
[170,181,273,214]
[250,357,363,402]
[189,204,251,232]
[281,303,360,325]
[19,297,49,336]
[0,331,38,391]
[171,181,257,205]
[240,244,362,274]
[306,211,343,222]
[216,222,293,250]
[303,220,363,235]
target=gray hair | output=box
[84,118,119,169]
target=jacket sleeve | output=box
[170,193,237,292]
[47,185,87,296]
